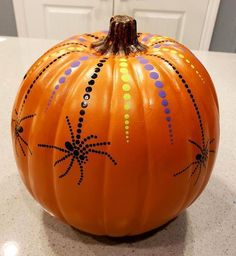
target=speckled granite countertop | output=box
[0,37,236,256]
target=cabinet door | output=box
[13,0,113,39]
[114,0,220,50]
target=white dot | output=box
[2,241,19,256]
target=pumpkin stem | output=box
[91,15,147,55]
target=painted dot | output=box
[79,38,86,42]
[55,85,60,90]
[120,62,128,67]
[139,58,148,64]
[166,116,171,122]
[65,69,72,75]
[80,56,88,61]
[164,108,170,114]
[162,48,169,52]
[196,70,199,74]
[121,74,131,82]
[125,131,129,134]
[125,120,129,125]
[191,64,195,69]
[68,47,75,50]
[120,58,127,62]
[171,50,177,54]
[159,90,166,98]
[123,93,131,100]
[186,59,190,63]
[124,114,129,119]
[150,72,159,79]
[120,68,128,73]
[179,54,184,58]
[124,103,130,110]
[142,37,149,42]
[71,61,80,67]
[125,126,129,130]
[154,45,161,48]
[145,64,154,70]
[122,84,131,91]
[59,77,66,84]
[155,80,163,88]
[162,99,168,107]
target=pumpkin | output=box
[11,15,219,236]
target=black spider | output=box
[38,115,117,185]
[12,109,35,156]
[174,139,215,185]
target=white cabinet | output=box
[13,0,220,50]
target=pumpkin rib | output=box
[129,58,152,235]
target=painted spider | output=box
[38,115,117,185]
[174,138,215,185]
[12,109,35,156]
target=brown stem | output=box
[91,15,147,55]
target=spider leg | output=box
[15,109,18,115]
[75,157,84,185]
[54,153,73,167]
[88,149,117,165]
[80,135,98,143]
[65,116,75,145]
[59,156,75,178]
[17,137,26,156]
[20,113,36,123]
[82,141,111,150]
[191,164,200,176]
[194,164,202,185]
[38,144,70,153]
[174,161,198,177]
[188,139,203,152]
[210,139,215,144]
[18,134,32,155]
[14,134,19,156]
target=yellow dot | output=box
[186,59,190,63]
[150,38,157,42]
[124,114,129,119]
[68,47,75,50]
[191,64,195,69]
[126,135,129,139]
[121,74,130,82]
[120,58,127,62]
[125,126,129,130]
[124,103,130,110]
[123,93,131,100]
[179,54,184,58]
[59,49,66,54]
[75,47,82,51]
[171,50,177,54]
[125,120,129,125]
[162,48,169,52]
[120,62,128,67]
[125,131,129,134]
[126,140,130,143]
[43,56,49,61]
[122,84,131,91]
[196,70,199,74]
[120,68,128,74]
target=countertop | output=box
[0,36,236,256]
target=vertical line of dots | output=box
[158,47,205,84]
[119,58,131,143]
[137,56,174,145]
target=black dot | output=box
[78,123,82,128]
[86,87,92,92]
[95,68,100,73]
[76,135,80,139]
[80,110,85,115]
[176,71,179,74]
[100,59,106,62]
[81,101,88,108]
[187,89,191,94]
[91,74,97,79]
[77,129,82,133]
[179,75,183,79]
[185,84,189,88]
[83,94,90,100]
[79,117,83,122]
[76,140,80,144]
[182,79,186,83]
[97,63,103,67]
[88,80,95,85]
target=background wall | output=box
[0,0,17,36]
[210,0,236,53]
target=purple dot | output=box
[55,85,60,90]
[145,64,154,70]
[71,61,80,67]
[65,69,72,75]
[52,91,56,95]
[142,37,149,42]
[150,72,159,79]
[79,38,86,42]
[140,58,148,64]
[168,123,172,128]
[162,99,168,107]
[154,45,161,48]
[59,77,66,84]
[155,80,163,88]
[80,56,88,61]
[159,90,166,98]
[164,108,170,114]
[166,116,171,122]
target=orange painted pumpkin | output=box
[11,16,219,236]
